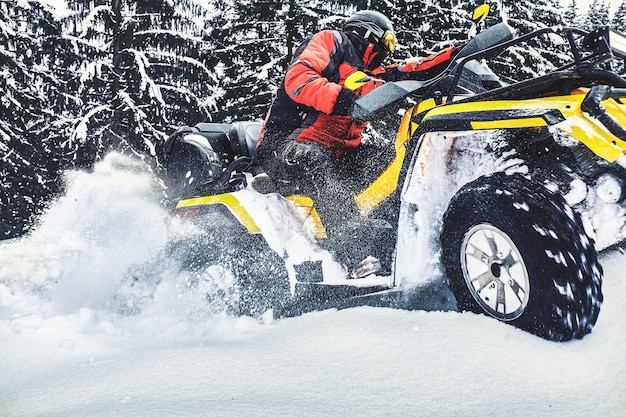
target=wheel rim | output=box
[460,224,530,321]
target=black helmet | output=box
[343,10,397,54]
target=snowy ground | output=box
[1,153,625,417]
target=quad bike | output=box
[161,12,626,341]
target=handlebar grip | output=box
[582,85,626,142]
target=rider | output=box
[255,10,459,277]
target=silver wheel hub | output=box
[461,224,530,321]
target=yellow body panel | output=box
[471,117,548,130]
[420,92,626,163]
[355,107,417,213]
[286,195,328,238]
[176,194,261,233]
[176,193,328,238]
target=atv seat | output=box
[229,121,262,161]
[170,121,261,164]
[162,121,266,199]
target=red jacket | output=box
[257,30,456,156]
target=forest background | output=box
[2,0,626,239]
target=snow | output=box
[559,0,621,17]
[26,0,72,19]
[1,152,626,416]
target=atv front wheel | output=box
[441,172,603,341]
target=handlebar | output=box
[581,85,626,142]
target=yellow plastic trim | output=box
[176,194,261,233]
[421,93,626,163]
[286,195,327,238]
[355,107,417,213]
[416,98,437,114]
[471,117,547,130]
[423,97,564,118]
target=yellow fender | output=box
[418,91,626,163]
[354,106,420,213]
[176,193,329,238]
[286,195,327,238]
[176,194,261,233]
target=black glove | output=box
[331,88,359,116]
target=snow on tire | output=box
[441,172,603,341]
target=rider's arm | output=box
[383,46,459,81]
[283,31,358,116]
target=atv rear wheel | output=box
[441,172,603,341]
[221,234,292,319]
[171,209,292,319]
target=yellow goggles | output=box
[382,29,397,53]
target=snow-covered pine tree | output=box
[490,0,565,82]
[123,1,222,127]
[583,1,610,30]
[57,0,123,165]
[394,0,472,58]
[613,0,626,32]
[282,0,367,62]
[209,0,287,122]
[0,0,71,239]
[612,1,626,74]
[562,0,580,27]
[2,0,229,239]
[61,0,222,164]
